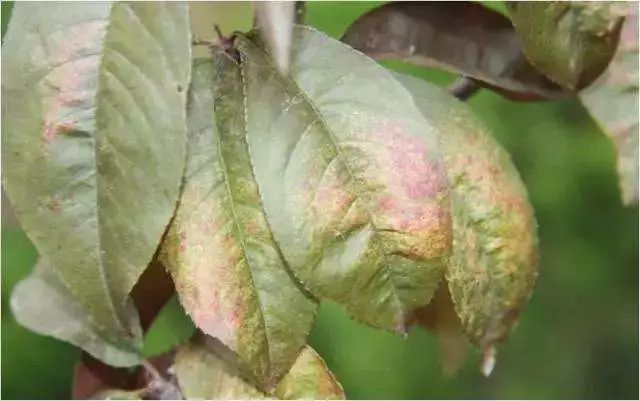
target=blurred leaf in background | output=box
[1,1,638,400]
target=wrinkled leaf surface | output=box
[238,26,452,333]
[396,74,538,352]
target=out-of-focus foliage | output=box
[1,2,638,400]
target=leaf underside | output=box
[161,57,317,390]
[508,2,625,90]
[237,25,452,333]
[581,9,639,205]
[10,259,141,367]
[1,2,191,344]
[396,74,539,350]
[341,1,566,101]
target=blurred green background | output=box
[2,2,638,399]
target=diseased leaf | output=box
[173,338,267,399]
[396,74,538,361]
[238,26,452,333]
[161,58,317,389]
[10,259,142,367]
[412,283,468,377]
[508,2,625,90]
[1,2,191,343]
[173,338,344,400]
[581,9,639,205]
[254,1,295,74]
[341,1,566,101]
[274,347,345,400]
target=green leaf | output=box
[141,295,195,358]
[508,2,625,90]
[1,2,191,343]
[173,338,344,400]
[274,346,345,400]
[10,259,141,367]
[341,1,566,101]
[161,58,317,389]
[580,9,638,205]
[237,26,452,333]
[396,74,538,363]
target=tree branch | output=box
[448,76,481,101]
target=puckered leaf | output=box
[1,2,191,343]
[508,2,625,90]
[581,9,639,205]
[341,1,566,101]
[396,74,538,358]
[10,259,142,367]
[172,338,344,400]
[237,25,452,333]
[161,58,317,389]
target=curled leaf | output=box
[508,2,625,89]
[580,9,639,205]
[11,259,142,367]
[341,1,566,100]
[396,74,539,356]
[161,58,317,389]
[1,2,191,342]
[238,26,452,333]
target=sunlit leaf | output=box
[581,9,639,205]
[161,58,317,389]
[173,338,344,400]
[508,2,625,90]
[1,2,191,343]
[237,26,452,333]
[396,74,538,364]
[341,1,566,101]
[11,259,142,367]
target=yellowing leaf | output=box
[161,58,317,389]
[397,74,539,359]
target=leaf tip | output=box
[480,346,497,377]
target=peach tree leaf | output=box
[396,74,538,365]
[161,58,317,390]
[581,10,639,205]
[508,2,625,90]
[237,25,452,333]
[173,339,343,400]
[341,1,566,101]
[274,347,345,400]
[10,259,142,367]
[1,2,191,344]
